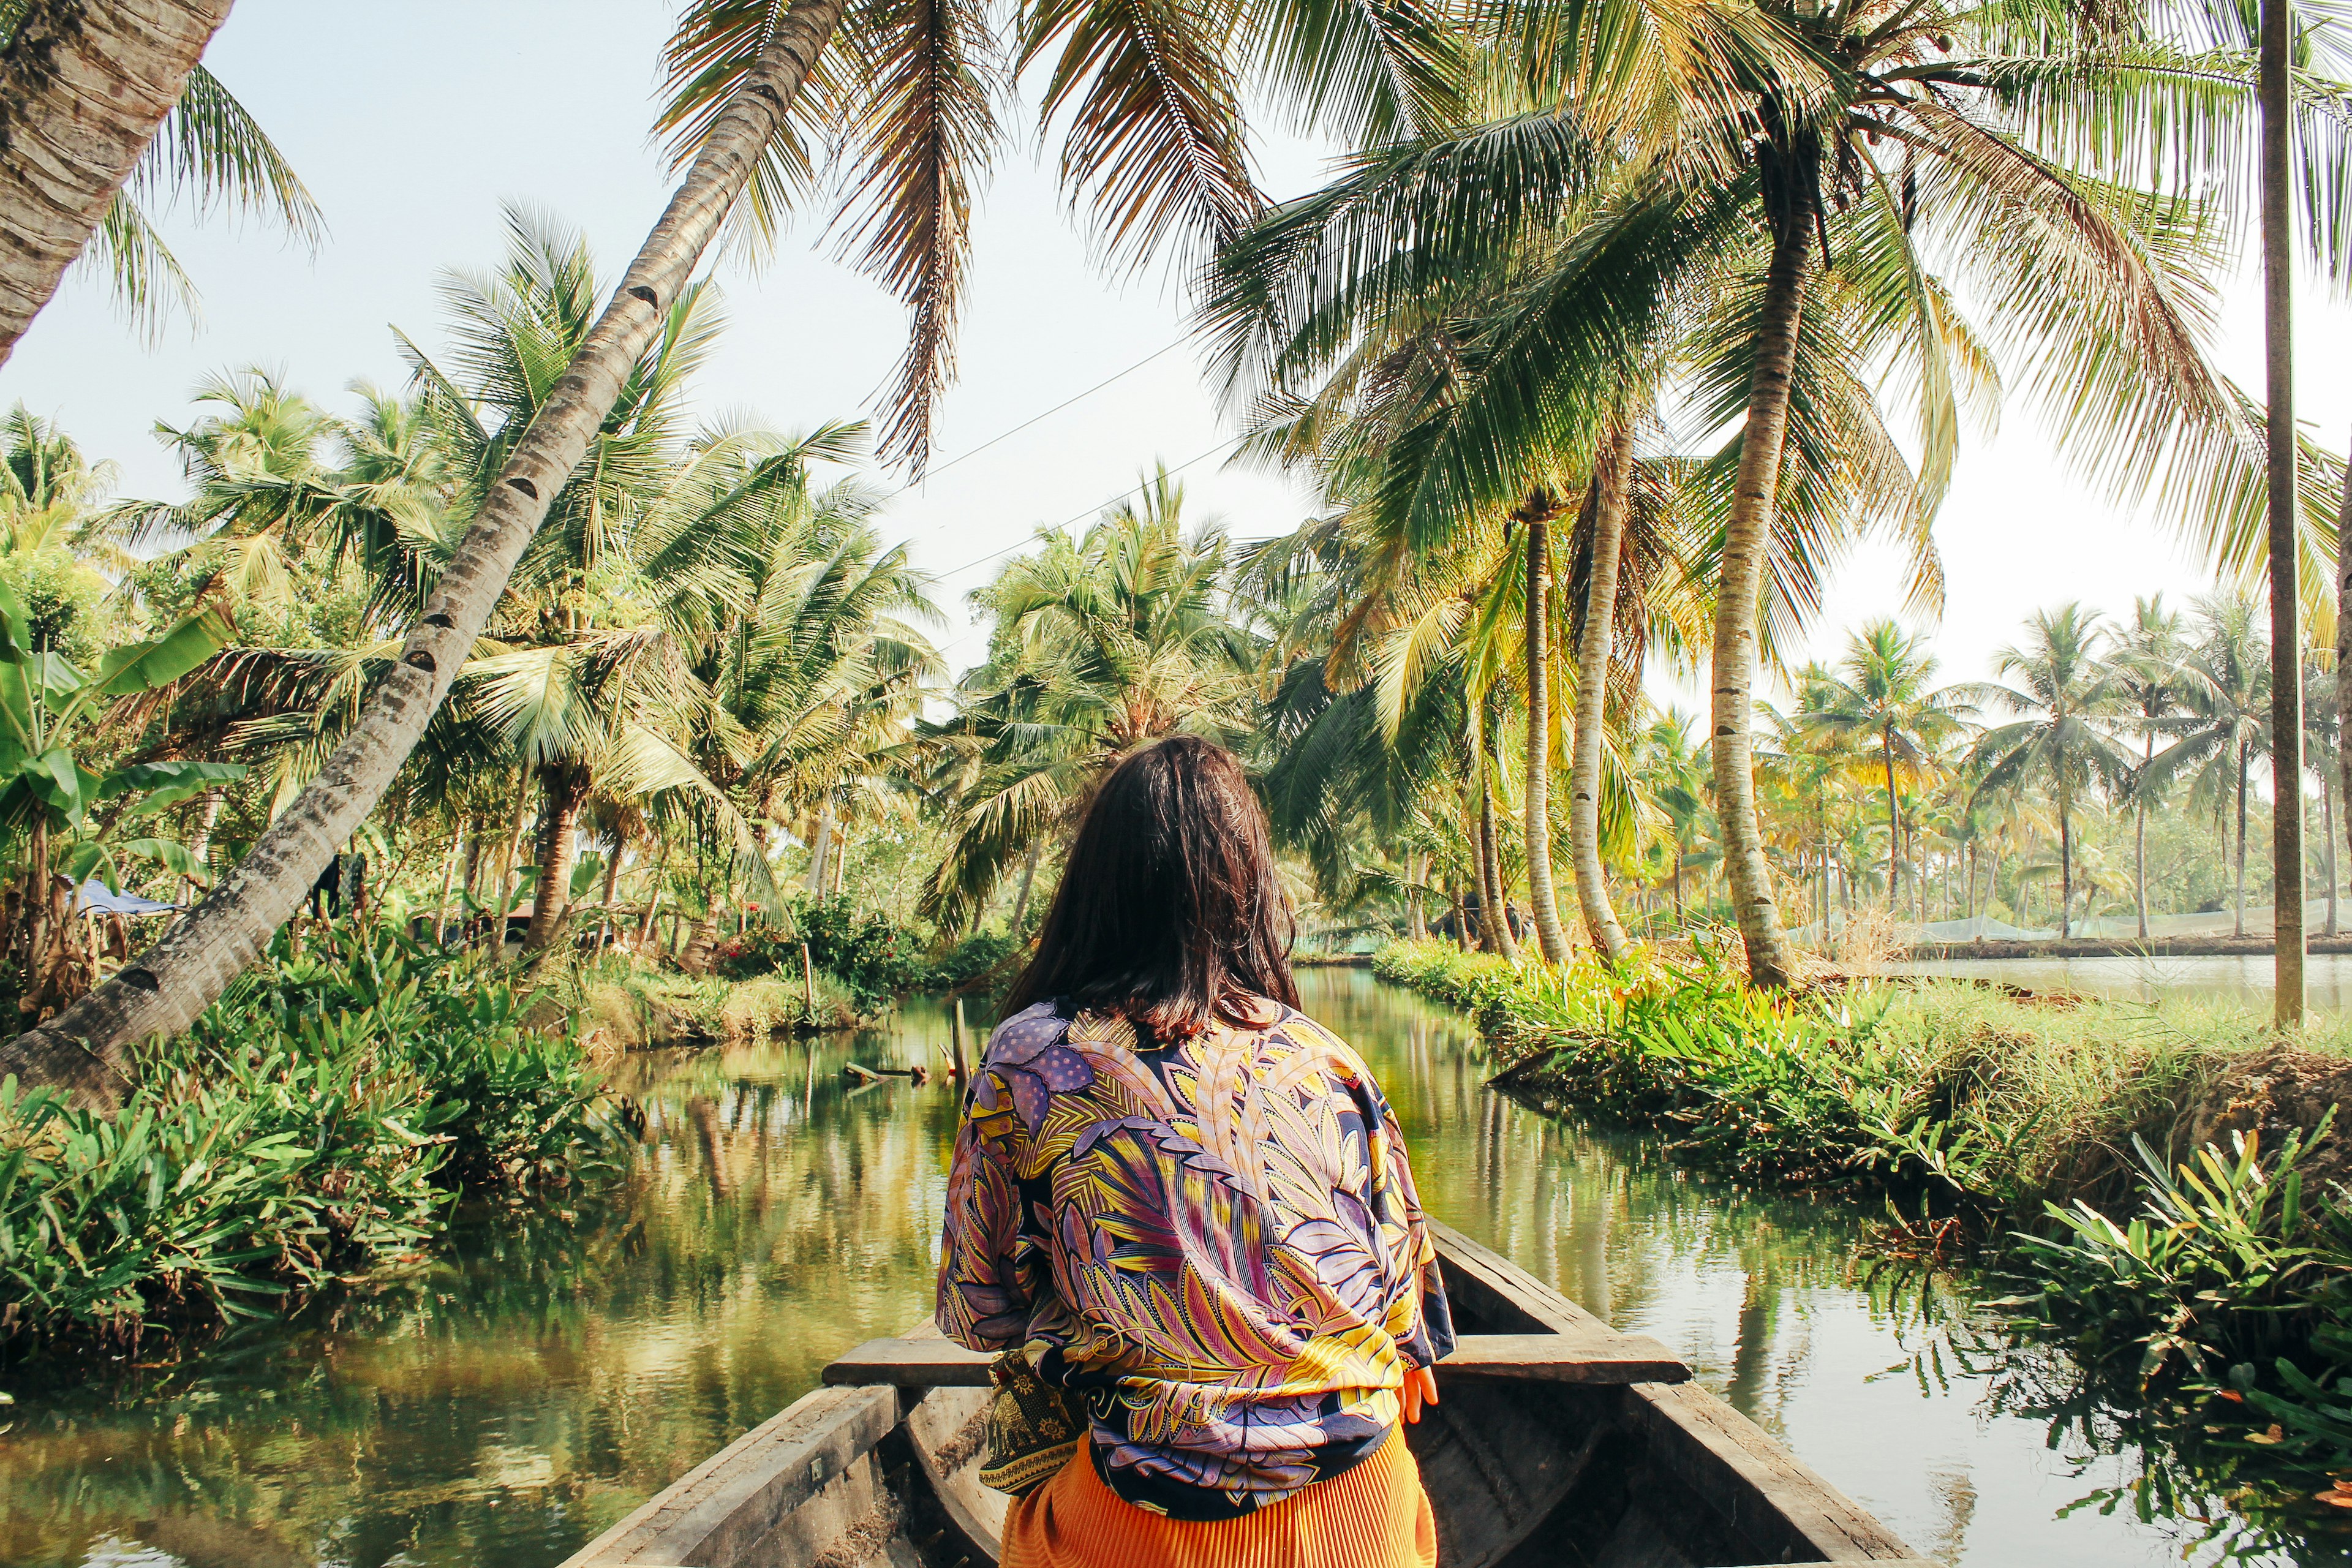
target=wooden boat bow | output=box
[560,1223,1937,1568]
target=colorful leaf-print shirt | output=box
[935,997,1455,1520]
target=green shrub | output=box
[2012,1116,2352,1385]
[935,929,1023,993]
[0,920,614,1348]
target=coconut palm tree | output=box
[10,0,1484,1092]
[0,0,323,362]
[1801,621,1975,918]
[104,368,454,625]
[650,426,941,957]
[1970,605,2140,938]
[2107,594,2193,940]
[2146,597,2275,938]
[923,475,1257,927]
[1634,706,1711,931]
[2304,655,2340,935]
[1206,0,2352,984]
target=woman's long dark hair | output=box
[1001,735,1298,1038]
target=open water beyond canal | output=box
[0,971,2310,1567]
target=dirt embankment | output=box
[2190,1045,2352,1193]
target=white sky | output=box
[1,0,2345,692]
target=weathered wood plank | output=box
[824,1331,1687,1389]
[1444,1332,1689,1384]
[559,1382,897,1567]
[825,1339,993,1385]
[1427,1221,1921,1564]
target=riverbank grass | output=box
[1374,938,2328,1212]
[1378,938,2352,1494]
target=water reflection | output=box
[0,975,2299,1567]
[1893,952,2352,1008]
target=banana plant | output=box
[0,579,245,1019]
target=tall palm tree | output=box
[11,0,1482,1091]
[1801,621,1975,918]
[1208,1,2341,984]
[2146,597,2275,939]
[2108,594,2192,940]
[923,476,1257,927]
[1969,605,2139,938]
[1565,423,1635,961]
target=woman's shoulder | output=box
[982,1000,1072,1066]
[1264,1003,1370,1069]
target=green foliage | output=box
[934,929,1024,993]
[1381,939,2352,1477]
[714,897,932,1011]
[1375,940,2259,1212]
[2013,1117,2352,1385]
[0,921,612,1348]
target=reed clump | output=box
[0,921,616,1352]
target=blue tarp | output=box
[72,880,179,916]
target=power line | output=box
[927,432,1248,587]
[925,433,1251,660]
[889,336,1192,497]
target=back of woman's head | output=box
[1001,735,1297,1038]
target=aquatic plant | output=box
[2012,1117,2350,1384]
[0,920,614,1348]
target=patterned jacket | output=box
[935,997,1454,1518]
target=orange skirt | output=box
[999,1430,1437,1568]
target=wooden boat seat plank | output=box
[824,1332,1689,1389]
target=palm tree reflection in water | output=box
[0,974,2314,1568]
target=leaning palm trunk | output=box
[805,796,834,894]
[0,0,234,368]
[1567,435,1631,962]
[0,0,850,1101]
[1519,492,1574,964]
[680,911,722,974]
[1709,144,1811,990]
[525,764,590,952]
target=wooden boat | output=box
[560,1221,1938,1568]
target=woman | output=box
[937,735,1452,1567]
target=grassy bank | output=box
[571,963,859,1048]
[1374,939,2352,1503]
[1373,939,2319,1213]
[0,923,614,1355]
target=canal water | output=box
[0,970,2296,1567]
[1896,951,2352,1009]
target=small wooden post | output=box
[800,941,818,1018]
[951,996,970,1083]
